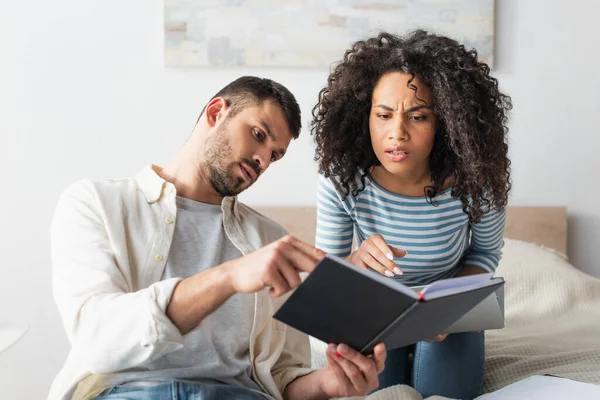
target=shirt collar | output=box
[135,164,237,211]
[135,165,168,203]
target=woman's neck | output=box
[370,166,454,197]
[370,166,430,196]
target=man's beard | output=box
[203,124,260,197]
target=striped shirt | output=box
[316,174,506,286]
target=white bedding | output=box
[309,239,600,399]
[477,375,600,399]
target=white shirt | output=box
[113,196,260,392]
[48,165,313,400]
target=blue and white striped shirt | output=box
[316,174,506,286]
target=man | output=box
[49,76,386,400]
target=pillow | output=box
[494,238,600,323]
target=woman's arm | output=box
[458,207,507,276]
[315,175,354,257]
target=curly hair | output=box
[311,30,512,223]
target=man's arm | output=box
[52,182,187,374]
[52,181,321,374]
[166,266,235,335]
[166,235,320,334]
[283,371,328,400]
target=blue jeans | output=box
[95,381,268,400]
[377,332,485,399]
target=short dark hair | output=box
[199,76,301,139]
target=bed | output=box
[255,206,600,399]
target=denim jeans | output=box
[95,381,269,400]
[377,332,485,399]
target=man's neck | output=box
[160,157,224,205]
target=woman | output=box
[312,30,512,399]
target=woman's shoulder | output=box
[318,172,371,199]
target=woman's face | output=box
[369,72,437,180]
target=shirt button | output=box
[155,254,163,262]
[165,217,174,224]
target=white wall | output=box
[492,1,600,277]
[1,0,598,399]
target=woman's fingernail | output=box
[386,252,394,260]
[394,267,403,275]
[339,344,349,354]
[403,250,409,256]
[384,270,394,277]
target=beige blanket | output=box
[483,239,600,392]
[309,239,600,399]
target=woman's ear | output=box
[204,97,228,128]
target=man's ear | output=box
[204,97,228,128]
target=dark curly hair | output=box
[312,30,512,223]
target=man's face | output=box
[203,100,294,197]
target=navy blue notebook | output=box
[274,255,504,354]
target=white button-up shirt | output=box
[48,165,313,400]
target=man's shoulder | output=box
[53,176,145,231]
[60,176,140,202]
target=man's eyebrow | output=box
[259,119,274,141]
[259,119,286,156]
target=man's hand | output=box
[283,342,386,400]
[317,343,386,397]
[167,235,323,334]
[223,235,325,297]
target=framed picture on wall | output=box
[164,0,495,68]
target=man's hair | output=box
[198,76,301,139]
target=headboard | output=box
[254,206,568,256]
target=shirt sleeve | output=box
[270,323,314,396]
[461,206,507,273]
[51,180,185,375]
[315,175,354,258]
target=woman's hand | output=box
[424,334,448,343]
[347,234,407,277]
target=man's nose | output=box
[251,152,268,174]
